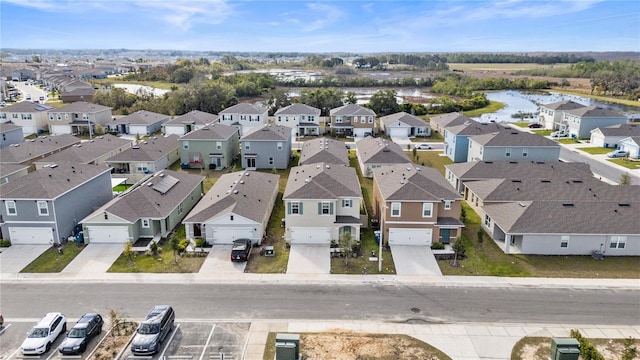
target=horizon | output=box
[1,0,639,53]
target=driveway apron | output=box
[390,246,442,276]
[199,245,247,273]
[62,244,124,273]
[0,245,50,273]
[287,245,330,274]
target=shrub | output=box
[195,238,206,248]
[178,239,190,253]
[570,329,604,360]
[431,242,445,250]
[149,241,159,255]
[0,239,11,247]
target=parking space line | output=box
[0,323,12,335]
[6,346,21,360]
[199,324,216,360]
[158,323,181,360]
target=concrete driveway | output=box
[0,245,50,273]
[199,245,247,273]
[390,246,442,276]
[287,245,330,274]
[62,243,124,273]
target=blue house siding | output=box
[241,141,291,169]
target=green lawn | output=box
[462,100,505,117]
[552,89,640,107]
[532,129,553,137]
[578,147,613,155]
[113,184,133,192]
[558,138,580,144]
[510,122,531,128]
[405,150,453,176]
[607,158,640,169]
[21,244,85,273]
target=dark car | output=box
[231,239,252,262]
[528,123,543,128]
[58,313,103,355]
[131,305,175,356]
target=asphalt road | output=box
[560,147,639,185]
[2,283,638,325]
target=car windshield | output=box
[68,328,86,338]
[29,328,48,338]
[137,323,160,335]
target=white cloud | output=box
[133,0,233,30]
[301,2,346,32]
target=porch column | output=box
[504,234,511,254]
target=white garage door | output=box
[164,126,185,136]
[388,228,432,246]
[9,227,54,245]
[212,227,254,244]
[387,127,409,138]
[289,227,331,245]
[50,125,72,135]
[86,226,130,244]
[353,128,371,138]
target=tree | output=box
[344,91,357,104]
[477,229,484,247]
[263,88,291,115]
[367,89,399,116]
[452,237,466,267]
[619,172,632,185]
[123,241,135,266]
[169,234,180,264]
[338,232,354,266]
[622,337,637,360]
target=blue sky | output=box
[1,0,638,53]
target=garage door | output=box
[50,125,72,135]
[211,227,254,244]
[9,227,54,245]
[86,226,130,244]
[387,127,409,138]
[353,128,370,138]
[388,228,432,246]
[289,227,330,245]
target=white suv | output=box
[21,312,67,355]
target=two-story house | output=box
[46,101,113,136]
[163,110,219,136]
[105,134,180,182]
[179,124,239,170]
[298,137,349,166]
[467,129,560,162]
[329,104,376,137]
[219,103,268,136]
[537,100,584,130]
[356,136,411,177]
[283,163,363,245]
[0,122,24,148]
[561,106,628,139]
[241,124,292,170]
[274,103,322,137]
[380,112,430,138]
[0,163,113,244]
[108,110,169,136]
[373,163,463,246]
[444,121,507,163]
[0,101,53,136]
[32,134,132,170]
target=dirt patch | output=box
[513,337,639,360]
[90,321,138,360]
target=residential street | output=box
[560,146,640,185]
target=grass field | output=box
[578,147,613,155]
[462,100,505,117]
[607,158,640,169]
[92,78,178,90]
[552,89,640,107]
[448,63,572,71]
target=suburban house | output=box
[0,164,29,184]
[444,121,507,163]
[46,102,113,136]
[589,123,640,148]
[380,112,430,138]
[182,171,279,245]
[619,136,640,159]
[560,106,628,139]
[60,87,97,103]
[283,163,363,245]
[33,134,132,170]
[219,103,268,136]
[0,163,113,244]
[179,123,240,170]
[356,136,411,178]
[80,170,204,244]
[444,160,594,194]
[240,124,292,170]
[537,100,584,130]
[108,110,169,136]
[429,112,472,134]
[0,122,24,148]
[0,101,53,136]
[329,104,376,137]
[163,110,219,136]
[372,163,464,247]
[274,103,322,137]
[105,134,180,182]
[298,137,349,166]
[0,134,81,170]
[466,129,560,162]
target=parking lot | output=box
[0,320,250,360]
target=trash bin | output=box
[180,162,190,169]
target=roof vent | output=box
[233,190,239,194]
[511,179,521,183]
[325,165,330,169]
[159,173,165,177]
[619,203,630,207]
[316,164,320,169]
[562,203,574,207]
[245,172,250,176]
[518,203,526,207]
[146,182,153,186]
[541,179,551,183]
[305,178,310,183]
[240,180,245,184]
[415,167,421,171]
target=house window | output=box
[244,142,250,150]
[560,235,569,248]
[12,113,18,119]
[444,200,452,210]
[178,203,183,215]
[361,117,366,123]
[277,116,282,122]
[610,235,627,249]
[368,117,373,123]
[422,203,433,217]
[57,114,62,120]
[64,114,69,120]
[240,115,247,121]
[37,201,48,216]
[336,116,342,123]
[183,142,189,150]
[48,113,54,120]
[522,148,528,157]
[505,148,512,157]
[289,201,302,215]
[6,200,17,215]
[342,199,352,208]
[390,202,401,217]
[216,141,222,150]
[82,113,89,120]
[269,157,274,165]
[484,214,491,227]
[142,219,150,228]
[321,202,331,215]
[285,116,289,122]
[277,142,283,151]
[0,113,5,119]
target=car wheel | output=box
[45,342,51,353]
[62,323,67,332]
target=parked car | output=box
[231,239,252,262]
[131,305,175,356]
[39,96,45,101]
[550,131,568,138]
[58,313,103,355]
[415,143,432,150]
[528,123,543,128]
[21,312,67,355]
[607,149,628,158]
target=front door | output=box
[246,158,256,168]
[216,158,222,168]
[441,229,451,244]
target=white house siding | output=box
[590,133,627,149]
[204,213,262,245]
[518,234,640,256]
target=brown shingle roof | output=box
[275,103,321,116]
[50,101,111,113]
[447,121,508,136]
[356,137,410,164]
[180,124,238,140]
[284,163,361,200]
[330,104,376,117]
[373,163,461,201]
[0,134,81,163]
[219,103,266,115]
[564,105,625,118]
[112,110,169,125]
[429,112,471,128]
[540,100,585,111]
[595,123,640,137]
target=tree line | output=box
[442,53,595,64]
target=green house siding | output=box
[180,137,239,169]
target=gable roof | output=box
[0,163,29,178]
[621,136,640,146]
[330,104,376,117]
[284,163,362,200]
[356,137,410,164]
[1,101,54,113]
[298,137,349,166]
[446,121,508,136]
[0,134,81,163]
[429,112,471,128]
[50,101,111,113]
[165,110,219,126]
[241,124,291,141]
[564,105,626,118]
[105,134,178,162]
[0,163,111,200]
[540,100,585,111]
[89,170,204,223]
[183,171,278,223]
[380,112,428,128]
[445,160,594,181]
[111,110,169,125]
[219,103,266,115]
[179,123,238,141]
[275,103,321,115]
[593,123,640,137]
[373,163,460,201]
[0,122,23,133]
[469,129,560,147]
[33,134,132,165]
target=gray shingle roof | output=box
[446,121,508,136]
[540,100,585,111]
[445,160,594,182]
[49,101,111,113]
[564,105,625,118]
[105,134,178,162]
[0,134,81,163]
[330,104,376,117]
[241,124,291,141]
[0,163,111,200]
[275,103,321,116]
[356,137,410,164]
[429,112,471,128]
[298,137,349,166]
[373,163,461,201]
[183,171,279,223]
[0,122,22,133]
[469,129,560,147]
[1,101,54,112]
[380,112,428,128]
[594,123,640,137]
[219,103,266,115]
[0,163,29,177]
[111,110,168,125]
[283,163,362,200]
[33,134,132,165]
[179,124,238,140]
[165,110,219,126]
